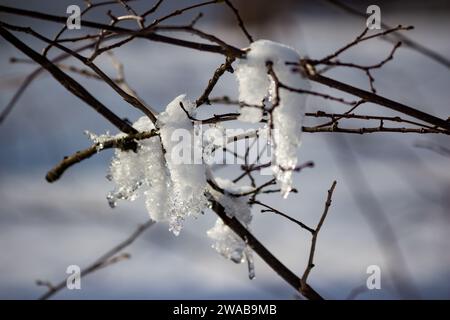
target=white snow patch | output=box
[107,116,171,222]
[207,177,253,267]
[235,40,310,197]
[107,95,208,235]
[158,94,208,235]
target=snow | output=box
[107,39,309,265]
[107,95,208,235]
[207,177,254,270]
[158,94,208,235]
[202,123,227,166]
[237,105,264,123]
[235,40,310,197]
[107,116,171,222]
[84,130,112,152]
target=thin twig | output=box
[38,220,155,300]
[0,25,138,134]
[224,0,253,43]
[210,198,324,300]
[251,200,315,233]
[324,0,450,68]
[301,181,337,288]
[46,130,158,182]
[196,57,235,106]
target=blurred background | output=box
[0,0,449,299]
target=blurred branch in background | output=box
[327,134,420,299]
[415,140,450,157]
[37,220,155,300]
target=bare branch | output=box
[224,0,254,43]
[300,64,450,132]
[196,57,235,106]
[324,0,450,68]
[46,130,158,183]
[301,181,337,287]
[210,198,324,300]
[0,25,138,134]
[251,200,315,234]
[38,220,155,300]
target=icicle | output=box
[245,248,255,280]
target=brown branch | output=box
[42,0,133,56]
[0,35,122,125]
[46,130,158,183]
[141,0,165,18]
[301,65,450,132]
[4,22,157,123]
[307,110,445,132]
[196,57,235,106]
[0,25,138,134]
[324,0,450,68]
[278,82,357,106]
[302,124,444,134]
[146,0,218,28]
[309,25,411,65]
[251,200,315,233]
[0,5,245,58]
[301,181,337,288]
[2,4,448,133]
[269,61,358,106]
[224,0,253,43]
[210,199,324,300]
[315,41,403,93]
[89,1,223,59]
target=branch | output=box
[414,141,450,157]
[0,25,137,134]
[46,130,158,183]
[196,56,235,106]
[309,25,411,65]
[2,22,158,123]
[42,0,135,56]
[315,41,403,93]
[0,39,110,125]
[302,124,443,134]
[301,65,450,132]
[306,110,441,130]
[2,4,448,133]
[210,199,324,300]
[324,0,450,68]
[0,5,245,58]
[224,0,253,43]
[301,181,337,287]
[38,220,155,300]
[251,200,315,234]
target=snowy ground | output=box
[0,0,449,299]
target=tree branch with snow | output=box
[0,0,448,300]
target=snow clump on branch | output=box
[107,95,207,235]
[235,40,310,197]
